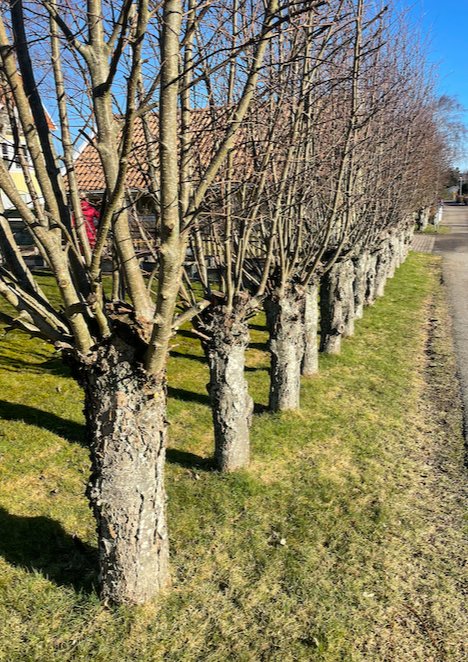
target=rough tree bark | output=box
[76,337,170,605]
[320,260,355,354]
[415,207,429,231]
[198,304,253,471]
[265,287,305,410]
[386,236,398,279]
[403,227,413,260]
[374,244,389,298]
[364,251,378,306]
[396,233,406,268]
[353,251,369,320]
[341,260,355,337]
[301,282,319,376]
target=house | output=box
[73,108,262,271]
[73,117,160,256]
[0,81,55,211]
[0,80,55,266]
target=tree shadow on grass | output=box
[169,350,266,372]
[167,386,210,406]
[0,400,211,470]
[0,400,86,446]
[0,353,69,377]
[0,507,98,593]
[246,365,268,373]
[249,341,268,351]
[175,328,200,341]
[169,350,206,364]
[166,448,214,471]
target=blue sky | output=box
[398,0,468,167]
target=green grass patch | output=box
[0,254,466,660]
[420,224,451,234]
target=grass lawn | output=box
[0,254,466,661]
[421,224,451,235]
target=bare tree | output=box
[161,0,449,471]
[262,0,371,407]
[319,15,450,354]
[0,0,297,604]
[179,0,348,466]
[0,0,451,604]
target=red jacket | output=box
[79,200,99,248]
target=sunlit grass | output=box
[421,223,451,234]
[0,254,466,661]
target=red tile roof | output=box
[73,108,262,193]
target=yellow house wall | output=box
[0,125,41,206]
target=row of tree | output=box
[0,0,451,604]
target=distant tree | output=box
[435,95,467,165]
[182,0,355,468]
[444,167,461,188]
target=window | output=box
[0,141,27,167]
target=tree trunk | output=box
[403,227,413,261]
[265,288,305,411]
[387,236,398,279]
[353,251,368,320]
[374,245,389,298]
[320,260,355,354]
[301,282,319,376]
[200,306,253,472]
[77,338,170,605]
[415,207,429,231]
[400,232,408,265]
[341,260,355,337]
[364,252,378,306]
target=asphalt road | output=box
[435,203,468,426]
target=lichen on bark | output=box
[75,337,170,605]
[198,301,253,471]
[265,286,305,411]
[302,282,319,376]
[320,260,355,354]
